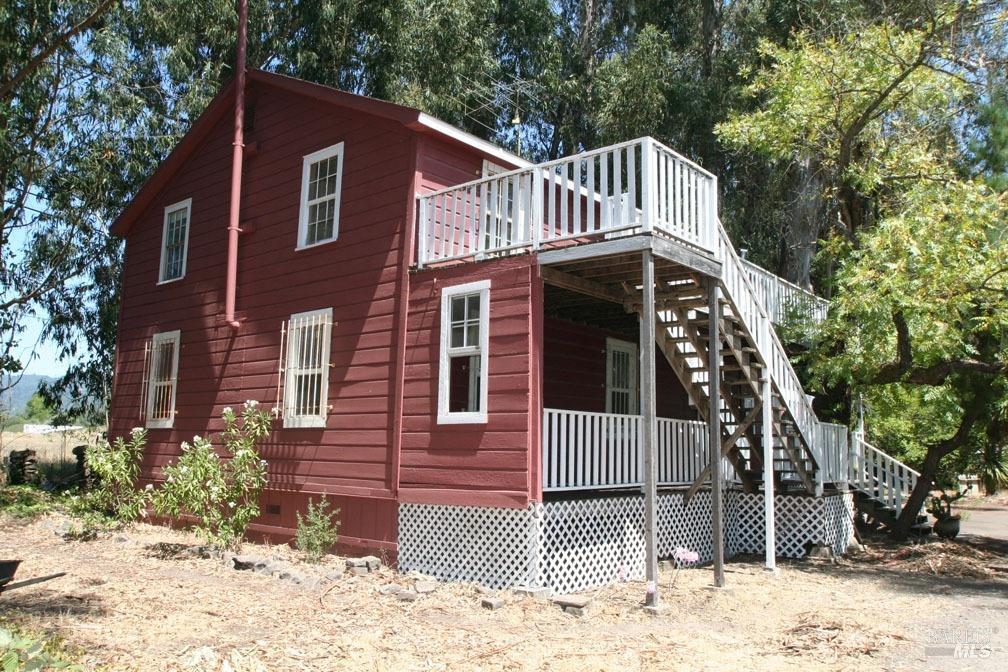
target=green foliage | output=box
[19,395,50,424]
[592,25,675,144]
[0,486,57,520]
[295,495,341,563]
[0,624,79,671]
[154,402,273,549]
[82,427,150,524]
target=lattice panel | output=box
[540,496,646,594]
[730,492,855,558]
[540,491,721,594]
[397,502,540,589]
[399,492,855,594]
[656,491,716,564]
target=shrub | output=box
[295,495,340,562]
[0,623,79,670]
[0,486,58,520]
[154,401,273,549]
[83,427,150,525]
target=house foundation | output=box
[397,491,854,594]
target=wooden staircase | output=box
[626,275,818,495]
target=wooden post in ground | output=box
[708,278,725,587]
[761,324,776,571]
[640,249,659,606]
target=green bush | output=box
[0,624,79,671]
[0,486,58,520]
[83,427,150,524]
[153,402,273,550]
[295,495,340,562]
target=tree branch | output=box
[0,0,116,102]
[866,309,1007,386]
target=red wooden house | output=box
[109,71,916,593]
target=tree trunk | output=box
[891,404,979,539]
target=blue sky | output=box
[18,315,68,378]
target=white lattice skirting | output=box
[397,491,854,594]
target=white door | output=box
[606,338,638,414]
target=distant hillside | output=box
[1,374,58,415]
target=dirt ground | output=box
[1,512,1007,672]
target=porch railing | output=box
[849,436,919,512]
[714,222,823,473]
[741,259,829,325]
[417,138,717,267]
[815,421,849,485]
[542,408,731,492]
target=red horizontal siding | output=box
[543,317,695,419]
[399,255,536,508]
[109,81,417,537]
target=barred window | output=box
[298,143,344,248]
[438,281,489,424]
[143,330,180,428]
[159,199,191,282]
[280,308,333,428]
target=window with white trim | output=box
[159,199,191,282]
[143,330,181,428]
[438,281,490,424]
[298,142,344,249]
[280,308,333,428]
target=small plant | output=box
[0,623,80,670]
[82,427,151,525]
[154,401,273,550]
[295,495,340,562]
[0,486,58,520]
[926,488,967,521]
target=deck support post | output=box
[761,328,776,571]
[708,278,725,587]
[640,249,659,606]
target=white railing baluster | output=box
[541,409,712,491]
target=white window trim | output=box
[146,330,181,429]
[605,337,639,415]
[482,159,508,177]
[438,280,490,424]
[158,198,192,284]
[283,307,333,429]
[296,142,344,251]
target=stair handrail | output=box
[713,218,823,469]
[850,435,920,512]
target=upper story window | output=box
[281,308,334,428]
[159,199,191,283]
[144,330,181,429]
[298,142,344,249]
[438,280,490,424]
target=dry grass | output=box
[5,513,1004,671]
[849,537,1006,580]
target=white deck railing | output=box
[714,222,823,472]
[849,436,919,512]
[417,137,861,487]
[815,422,849,485]
[417,138,717,267]
[741,259,829,325]
[542,408,729,492]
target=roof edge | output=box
[110,70,529,237]
[413,113,531,169]
[110,79,236,236]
